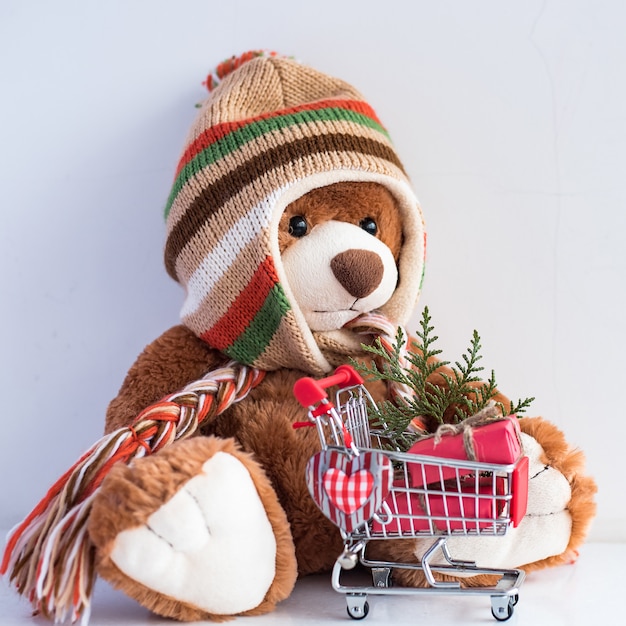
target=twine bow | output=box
[432,403,505,461]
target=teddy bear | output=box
[1,51,596,623]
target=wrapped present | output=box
[370,489,431,534]
[370,476,507,535]
[406,416,522,488]
[429,476,507,532]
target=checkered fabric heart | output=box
[323,468,373,514]
[306,449,392,533]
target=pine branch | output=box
[500,396,536,417]
[353,307,535,452]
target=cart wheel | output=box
[346,600,369,620]
[490,594,515,622]
[491,603,513,622]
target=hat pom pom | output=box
[203,50,282,92]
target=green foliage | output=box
[353,307,534,451]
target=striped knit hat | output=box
[164,51,426,375]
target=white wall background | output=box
[0,0,623,542]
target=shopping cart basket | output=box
[294,365,529,621]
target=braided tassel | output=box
[1,361,265,624]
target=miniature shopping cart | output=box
[294,365,529,622]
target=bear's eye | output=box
[288,215,308,238]
[359,217,378,236]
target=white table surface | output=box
[0,541,620,626]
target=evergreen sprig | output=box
[353,307,534,451]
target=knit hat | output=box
[164,51,426,375]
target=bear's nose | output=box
[330,249,384,299]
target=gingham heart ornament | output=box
[306,449,393,533]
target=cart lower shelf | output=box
[331,537,525,621]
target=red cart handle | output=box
[293,364,364,408]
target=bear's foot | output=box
[88,436,297,621]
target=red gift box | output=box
[370,486,432,534]
[370,476,507,535]
[406,417,522,488]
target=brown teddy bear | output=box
[1,51,596,623]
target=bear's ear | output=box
[278,182,403,260]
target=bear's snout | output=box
[330,249,384,299]
[280,220,398,331]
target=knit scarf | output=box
[0,312,412,625]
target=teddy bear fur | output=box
[89,181,596,620]
[89,182,404,620]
